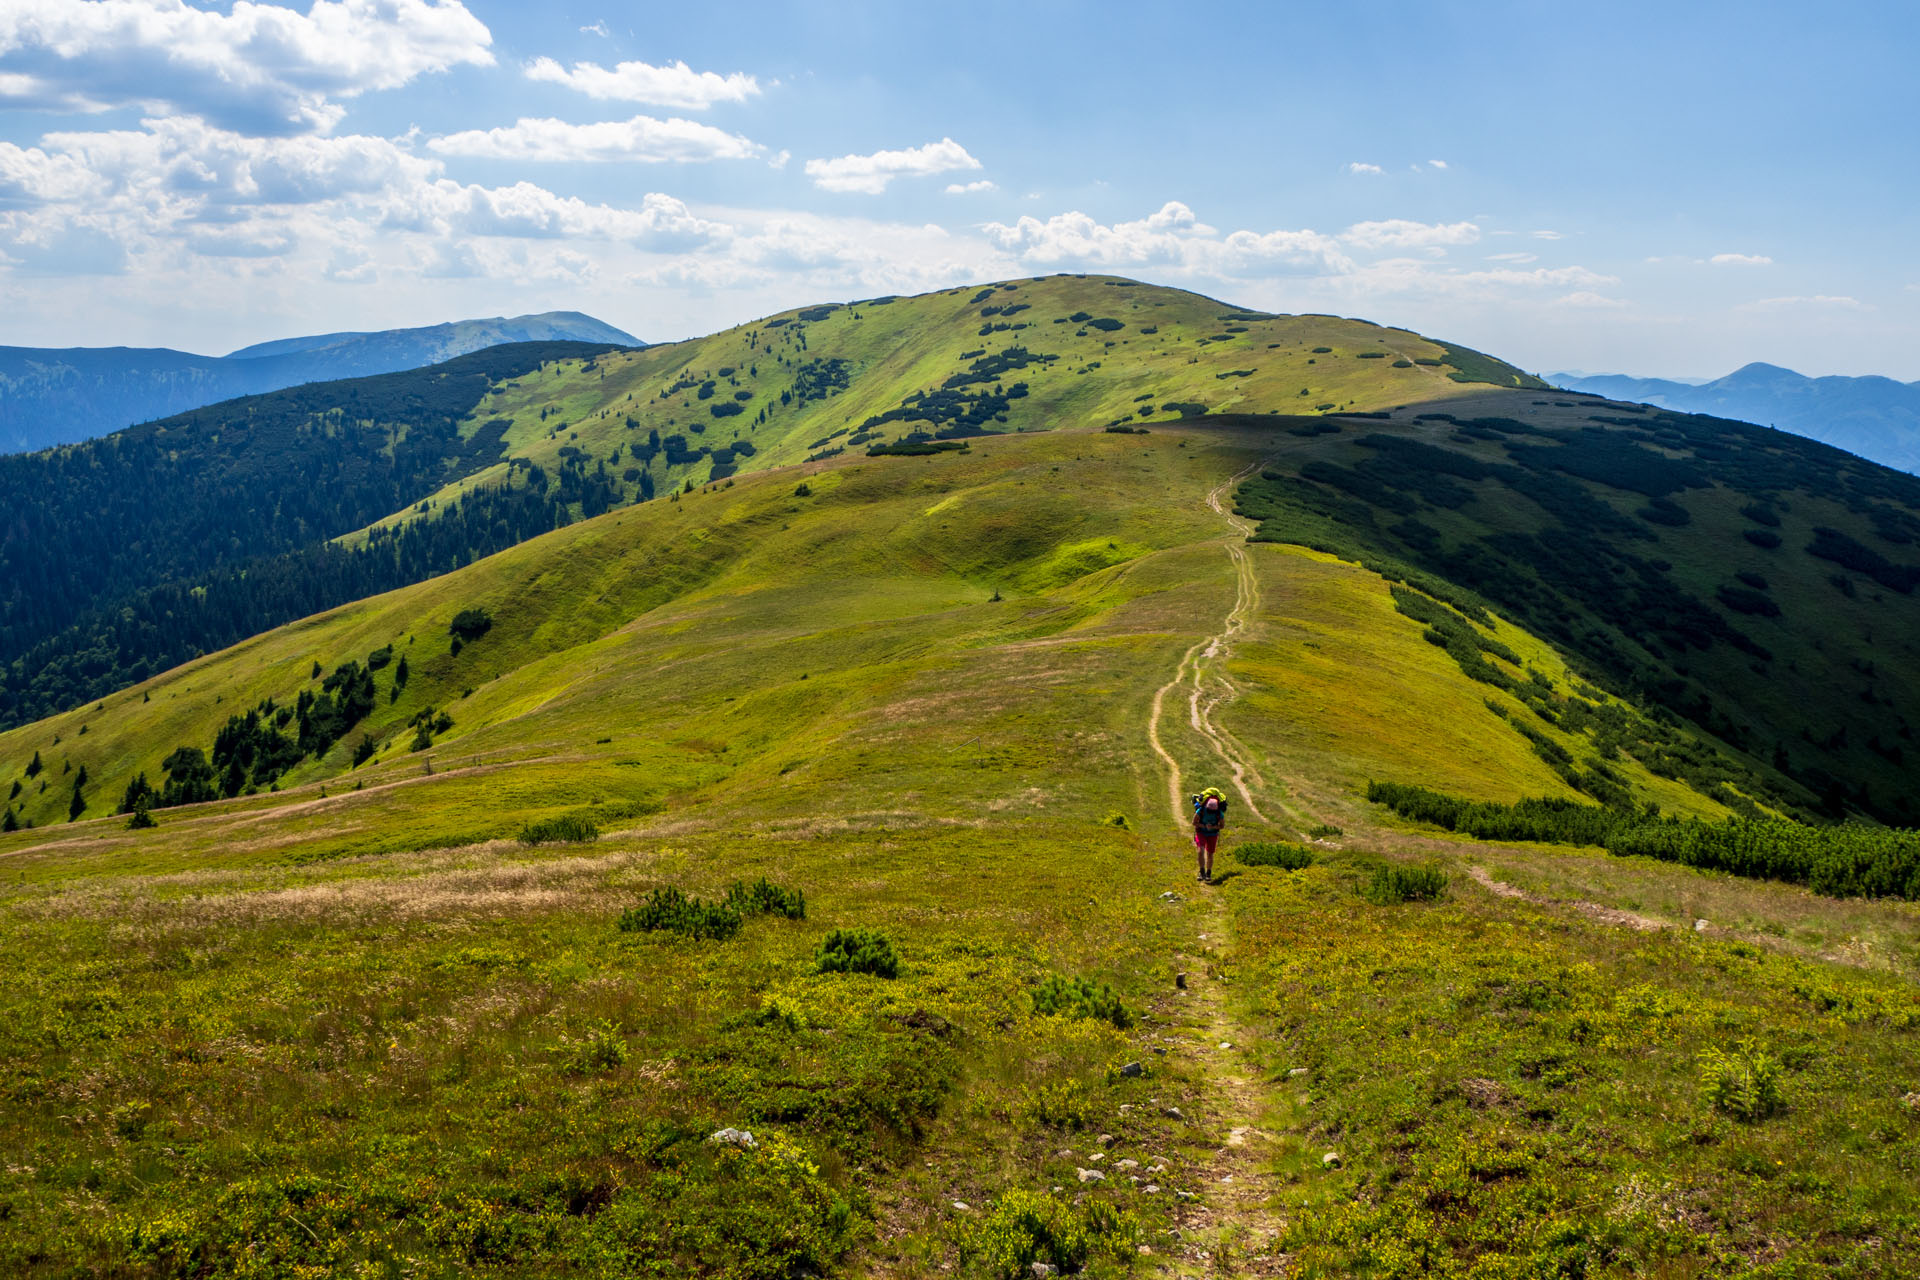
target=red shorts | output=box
[1194,831,1218,854]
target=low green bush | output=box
[1236,841,1315,869]
[519,814,599,845]
[618,886,741,941]
[1363,864,1449,904]
[961,1189,1090,1278]
[1031,974,1134,1028]
[814,928,900,977]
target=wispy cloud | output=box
[1709,252,1772,266]
[804,137,980,194]
[524,56,758,109]
[1556,290,1626,308]
[1531,229,1563,240]
[1486,251,1538,263]
[429,114,762,163]
[1428,159,1448,169]
[1341,219,1479,250]
[944,179,996,194]
[1347,162,1383,175]
[1741,295,1866,311]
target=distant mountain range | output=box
[0,312,642,454]
[1552,363,1920,475]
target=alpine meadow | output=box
[1,269,1917,1280]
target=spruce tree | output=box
[68,784,85,822]
[2,807,16,833]
[25,750,41,778]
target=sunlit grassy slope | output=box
[4,422,1918,1277]
[349,273,1539,539]
[0,419,1730,852]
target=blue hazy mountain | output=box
[1553,363,1920,475]
[0,311,642,454]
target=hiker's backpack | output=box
[1195,797,1227,834]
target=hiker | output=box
[1192,787,1227,883]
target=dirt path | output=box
[1145,462,1294,1274]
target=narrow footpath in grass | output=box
[1144,460,1309,1273]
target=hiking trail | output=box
[1145,460,1294,1274]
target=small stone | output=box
[1031,1264,1056,1278]
[1129,1175,1140,1184]
[1138,1245,1153,1256]
[1116,1158,1140,1170]
[1694,919,1711,932]
[1288,1067,1308,1078]
[1098,1132,1115,1146]
[1175,971,1188,989]
[1148,1164,1167,1174]
[1120,1061,1144,1078]
[1323,1151,1343,1168]
[707,1127,757,1149]
[1076,1167,1106,1184]
[1176,1190,1197,1201]
[1158,891,1183,903]
[952,1201,970,1212]
[1152,1046,1167,1055]
[1144,1183,1161,1194]
[1162,1106,1184,1120]
[1219,1041,1233,1050]
[1057,1148,1073,1158]
[1089,1152,1105,1163]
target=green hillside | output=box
[4,283,1920,1276]
[0,276,1531,731]
[1234,391,1920,824]
[2,421,1917,1277]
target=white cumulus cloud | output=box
[1710,252,1772,266]
[945,179,996,194]
[0,0,495,134]
[1348,162,1383,175]
[524,56,758,109]
[428,114,762,163]
[805,137,981,194]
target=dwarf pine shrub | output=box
[1364,864,1449,904]
[725,876,806,919]
[1700,1038,1784,1120]
[1031,974,1134,1029]
[1236,841,1315,870]
[519,814,599,845]
[618,886,741,941]
[814,928,900,977]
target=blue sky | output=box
[1,0,1914,378]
